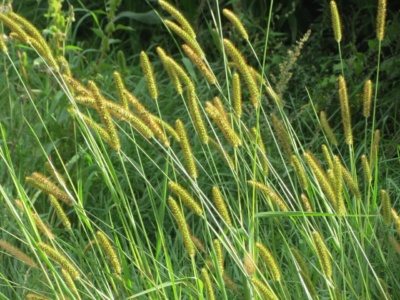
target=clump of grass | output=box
[0,1,398,299]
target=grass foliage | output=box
[0,0,399,299]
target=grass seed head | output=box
[256,242,281,282]
[376,0,387,41]
[167,196,195,257]
[330,1,342,42]
[222,8,249,40]
[96,230,122,274]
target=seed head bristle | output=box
[338,76,353,145]
[45,162,66,187]
[370,129,380,168]
[26,293,51,300]
[291,155,308,190]
[270,114,292,158]
[140,51,158,99]
[96,230,122,274]
[0,34,7,53]
[300,194,313,212]
[311,231,332,278]
[319,111,338,146]
[333,155,346,215]
[303,152,337,208]
[182,44,215,84]
[213,239,224,274]
[157,47,183,94]
[164,20,204,58]
[62,74,91,96]
[113,71,128,109]
[151,115,180,142]
[222,8,249,40]
[208,137,235,169]
[376,0,387,41]
[232,73,242,118]
[168,181,203,216]
[251,127,269,176]
[167,196,195,257]
[330,1,342,42]
[391,209,400,235]
[251,277,278,300]
[256,242,281,282]
[380,190,391,225]
[88,80,120,151]
[175,119,198,179]
[340,162,361,199]
[38,242,80,280]
[223,39,259,108]
[265,85,283,108]
[244,253,256,276]
[248,180,289,212]
[0,240,37,268]
[206,101,241,147]
[191,235,206,253]
[48,195,71,230]
[26,172,72,205]
[159,0,196,39]
[212,186,233,227]
[363,79,372,118]
[61,268,79,297]
[68,107,118,150]
[187,87,209,144]
[201,268,216,300]
[361,154,372,183]
[0,13,29,43]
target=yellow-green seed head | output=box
[212,186,232,227]
[140,51,158,99]
[330,1,342,42]
[376,0,387,41]
[256,242,281,282]
[96,230,122,274]
[311,231,332,278]
[167,196,195,257]
[168,181,203,216]
[222,8,249,40]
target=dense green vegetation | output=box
[0,0,399,299]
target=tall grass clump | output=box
[0,0,399,299]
